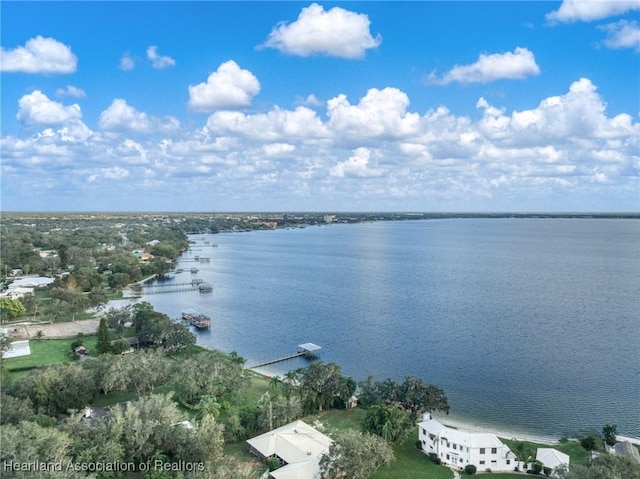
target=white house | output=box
[247,420,332,479]
[418,414,517,472]
[536,448,570,476]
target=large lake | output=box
[139,218,640,439]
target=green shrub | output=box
[267,457,280,471]
[464,464,477,475]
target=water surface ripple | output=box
[142,219,640,438]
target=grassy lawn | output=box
[243,372,272,405]
[305,407,368,432]
[3,336,98,371]
[372,430,453,479]
[500,437,590,465]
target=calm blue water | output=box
[140,219,640,439]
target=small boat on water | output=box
[198,282,213,292]
[190,267,199,274]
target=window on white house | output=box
[507,460,511,465]
[491,447,497,454]
[480,448,485,454]
[480,460,485,465]
[453,444,457,450]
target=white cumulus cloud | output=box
[17,90,82,126]
[598,20,640,51]
[327,87,421,140]
[1,36,77,73]
[146,45,175,69]
[429,47,540,85]
[261,3,381,58]
[546,0,639,23]
[330,147,384,178]
[98,99,180,134]
[206,106,328,141]
[476,77,638,145]
[188,60,260,112]
[99,99,151,132]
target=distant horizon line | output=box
[1,210,639,216]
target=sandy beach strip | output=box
[431,413,561,445]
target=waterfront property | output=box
[418,414,573,475]
[247,420,332,479]
[418,414,516,472]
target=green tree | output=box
[106,393,189,463]
[294,361,356,413]
[398,376,450,421]
[319,430,394,479]
[162,321,196,352]
[12,363,97,416]
[357,376,382,407]
[102,350,171,398]
[556,454,640,479]
[0,421,86,479]
[0,393,37,425]
[602,424,618,448]
[57,243,69,269]
[171,351,248,407]
[362,404,412,443]
[580,434,599,461]
[257,392,303,431]
[1,332,14,360]
[72,267,103,291]
[0,297,27,322]
[107,272,131,290]
[96,316,112,354]
[104,306,132,335]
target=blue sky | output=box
[1,1,639,212]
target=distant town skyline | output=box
[1,1,639,212]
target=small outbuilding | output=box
[536,448,570,475]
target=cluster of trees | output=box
[0,392,255,479]
[0,297,27,323]
[1,339,257,478]
[0,216,195,324]
[358,375,450,420]
[279,361,357,414]
[557,454,640,479]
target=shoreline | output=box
[431,412,560,445]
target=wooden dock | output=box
[247,343,322,369]
[247,351,306,369]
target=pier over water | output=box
[248,343,321,369]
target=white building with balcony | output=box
[418,414,517,472]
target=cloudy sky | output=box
[1,1,639,212]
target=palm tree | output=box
[269,376,283,395]
[196,395,221,421]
